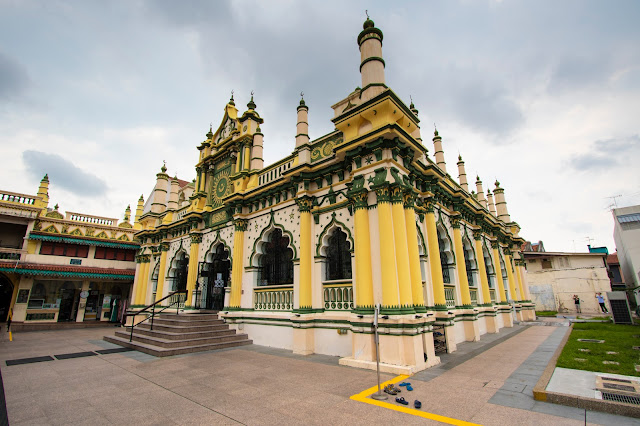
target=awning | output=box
[29,233,140,250]
[618,213,640,224]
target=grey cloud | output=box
[548,55,614,93]
[570,134,640,171]
[0,52,29,101]
[22,150,108,196]
[149,0,233,27]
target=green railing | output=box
[444,285,456,308]
[469,288,478,306]
[254,285,293,311]
[323,282,353,310]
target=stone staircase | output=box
[104,313,251,357]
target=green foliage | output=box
[535,310,558,317]
[557,322,640,376]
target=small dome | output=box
[363,18,374,29]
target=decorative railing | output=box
[469,288,478,306]
[175,206,190,221]
[258,158,295,187]
[254,285,293,311]
[0,247,25,261]
[66,211,116,226]
[323,282,353,310]
[0,191,37,205]
[489,289,496,303]
[444,285,456,308]
[168,292,186,308]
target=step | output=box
[135,323,229,333]
[150,317,225,327]
[158,313,219,320]
[127,327,237,340]
[114,330,249,348]
[103,334,252,357]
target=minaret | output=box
[251,126,264,170]
[123,205,131,222]
[358,14,386,101]
[167,175,180,210]
[487,189,497,216]
[493,180,511,222]
[295,94,310,148]
[151,163,169,214]
[35,174,50,211]
[134,195,144,230]
[475,176,487,209]
[409,98,422,143]
[432,128,446,173]
[457,155,468,192]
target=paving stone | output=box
[602,360,620,365]
[574,358,587,362]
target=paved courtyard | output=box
[0,323,638,425]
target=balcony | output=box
[0,247,26,261]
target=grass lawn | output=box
[556,322,640,376]
[536,311,558,317]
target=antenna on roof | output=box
[606,194,622,208]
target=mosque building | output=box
[129,17,534,373]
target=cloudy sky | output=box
[1,0,639,253]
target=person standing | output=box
[596,293,609,313]
[573,295,581,313]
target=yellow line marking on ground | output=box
[350,374,481,426]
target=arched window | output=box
[260,229,294,286]
[437,229,450,284]
[500,256,510,300]
[463,245,475,286]
[483,248,495,288]
[325,228,352,280]
[171,252,189,291]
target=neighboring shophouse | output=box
[0,175,139,328]
[129,17,534,374]
[613,206,640,290]
[522,247,610,314]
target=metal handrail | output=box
[125,290,188,342]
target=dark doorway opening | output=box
[58,288,79,321]
[199,244,230,311]
[0,274,14,322]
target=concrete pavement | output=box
[0,323,637,425]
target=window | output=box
[39,242,89,258]
[437,230,450,284]
[260,229,294,285]
[541,259,553,269]
[325,228,352,280]
[94,247,135,261]
[463,245,475,286]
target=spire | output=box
[35,173,50,211]
[296,91,310,150]
[134,194,144,230]
[475,176,487,208]
[432,127,446,173]
[357,12,385,96]
[247,91,256,110]
[487,189,497,216]
[124,205,131,222]
[457,155,468,192]
[493,180,511,222]
[409,95,419,117]
[229,90,235,106]
[206,124,213,140]
[160,161,167,174]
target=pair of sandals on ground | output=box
[384,382,421,409]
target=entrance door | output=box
[174,256,189,292]
[58,289,78,321]
[0,275,13,322]
[204,245,230,311]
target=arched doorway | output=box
[169,251,189,292]
[199,244,230,311]
[0,274,14,322]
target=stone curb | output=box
[533,323,640,418]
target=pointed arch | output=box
[315,212,354,257]
[204,230,233,264]
[167,249,189,292]
[249,212,297,267]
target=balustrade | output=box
[444,285,456,308]
[257,158,294,187]
[254,285,293,311]
[323,282,353,310]
[0,191,36,205]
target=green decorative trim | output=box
[414,305,427,313]
[190,233,203,244]
[204,231,233,264]
[379,305,416,315]
[234,219,248,232]
[0,267,134,280]
[389,185,403,204]
[295,196,314,213]
[293,308,325,314]
[351,307,375,314]
[359,56,386,72]
[249,213,298,266]
[357,25,384,46]
[28,233,139,250]
[315,212,354,257]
